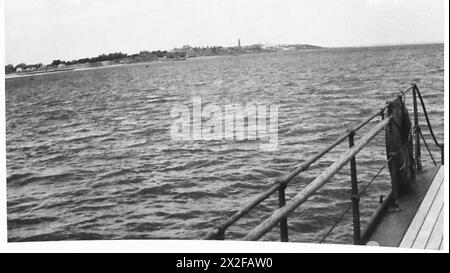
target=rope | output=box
[358,157,393,198]
[414,86,442,148]
[319,157,392,244]
[419,130,438,166]
[319,202,352,243]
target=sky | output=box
[4,0,446,65]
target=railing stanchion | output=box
[441,144,444,165]
[412,85,422,171]
[217,228,226,240]
[348,130,361,245]
[278,183,289,242]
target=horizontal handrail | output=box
[243,117,391,241]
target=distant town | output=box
[5,42,321,75]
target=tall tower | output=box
[238,39,241,48]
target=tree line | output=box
[4,50,188,74]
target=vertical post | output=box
[278,184,288,242]
[440,144,444,165]
[412,85,422,172]
[348,131,361,245]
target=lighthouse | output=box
[238,39,241,48]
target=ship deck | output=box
[366,166,444,250]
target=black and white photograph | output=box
[1,0,448,254]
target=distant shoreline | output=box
[5,63,129,79]
[5,43,322,78]
[5,43,442,79]
[5,49,314,79]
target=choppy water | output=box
[6,44,444,243]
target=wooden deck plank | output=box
[412,185,444,249]
[399,166,444,248]
[425,206,443,250]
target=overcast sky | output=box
[5,0,445,65]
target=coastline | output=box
[5,45,327,80]
[8,44,440,80]
[5,57,230,79]
[5,63,129,79]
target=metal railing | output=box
[203,83,443,244]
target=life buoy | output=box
[385,97,416,195]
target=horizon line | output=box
[326,40,444,49]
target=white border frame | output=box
[0,0,448,253]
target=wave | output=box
[7,171,76,187]
[64,132,110,143]
[134,184,175,197]
[69,204,117,213]
[172,191,227,200]
[8,216,59,229]
[125,221,164,232]
[281,81,298,87]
